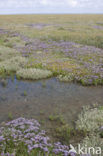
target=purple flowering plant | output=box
[0,118,76,156]
[0,28,103,86]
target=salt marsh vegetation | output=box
[16,68,52,80]
[0,14,103,155]
[0,15,103,85]
[0,106,103,156]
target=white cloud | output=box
[0,0,103,13]
[67,0,78,7]
[40,0,48,5]
[0,0,102,8]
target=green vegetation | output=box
[16,68,53,80]
[55,124,73,144]
[0,14,103,48]
[23,91,27,96]
[0,14,103,155]
[48,115,65,124]
[0,46,19,61]
[76,105,103,132]
[0,56,27,75]
[0,14,103,85]
[0,105,102,155]
[76,105,103,154]
[8,112,13,120]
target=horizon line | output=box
[0,13,103,15]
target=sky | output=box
[0,0,103,14]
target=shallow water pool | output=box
[0,77,103,126]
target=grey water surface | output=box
[0,77,103,127]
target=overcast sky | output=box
[0,0,103,14]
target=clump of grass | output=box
[22,91,27,96]
[100,130,103,138]
[76,105,103,154]
[49,115,65,125]
[81,133,103,155]
[0,45,19,61]
[4,42,14,48]
[16,68,53,80]
[55,124,73,144]
[0,38,6,46]
[4,36,26,48]
[8,112,13,120]
[58,27,65,30]
[58,73,74,82]
[0,56,27,74]
[76,106,103,132]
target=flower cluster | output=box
[53,142,75,156]
[0,118,77,156]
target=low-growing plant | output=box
[4,42,14,48]
[76,105,103,155]
[55,124,73,144]
[76,106,103,133]
[100,131,103,138]
[16,68,53,80]
[0,56,27,75]
[8,112,13,120]
[81,133,103,154]
[23,91,27,96]
[0,118,76,156]
[58,74,74,82]
[48,115,65,125]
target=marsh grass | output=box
[48,115,65,125]
[4,36,26,48]
[0,56,27,75]
[22,91,27,96]
[16,68,53,80]
[55,125,74,144]
[0,15,103,155]
[58,74,75,82]
[8,112,13,120]
[76,105,103,154]
[0,46,19,61]
[0,14,103,48]
[0,15,103,85]
[0,106,102,155]
[76,106,103,132]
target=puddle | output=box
[0,77,103,128]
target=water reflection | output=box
[0,77,103,126]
